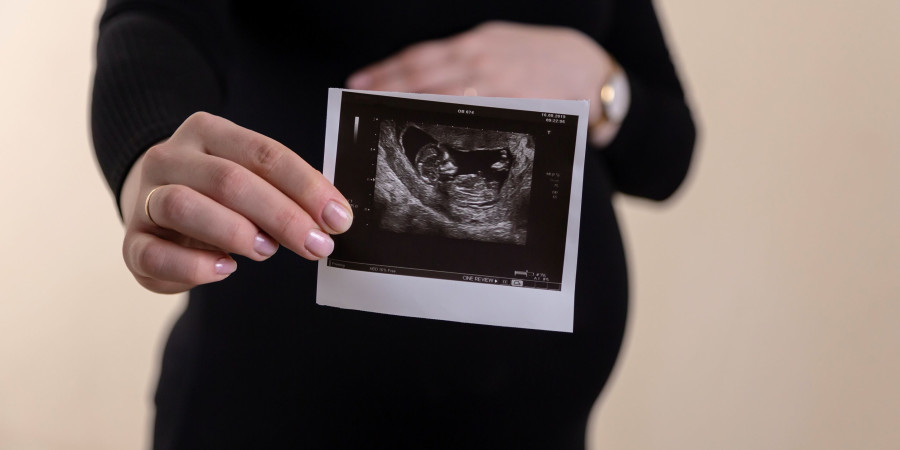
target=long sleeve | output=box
[598,0,697,201]
[91,0,229,206]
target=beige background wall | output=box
[1,1,897,449]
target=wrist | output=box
[120,153,146,226]
[589,62,630,147]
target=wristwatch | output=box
[589,65,630,147]
[598,66,630,125]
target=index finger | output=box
[173,112,353,235]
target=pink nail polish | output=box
[305,229,335,258]
[322,200,353,233]
[215,258,237,275]
[254,233,278,257]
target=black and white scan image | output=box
[374,121,533,245]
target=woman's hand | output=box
[347,21,615,125]
[119,112,353,294]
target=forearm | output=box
[592,0,697,200]
[601,74,696,200]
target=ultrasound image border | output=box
[327,91,578,287]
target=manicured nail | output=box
[215,257,237,275]
[305,229,334,258]
[347,73,370,89]
[253,232,278,257]
[322,200,353,233]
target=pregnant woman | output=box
[91,1,695,448]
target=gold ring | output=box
[144,186,164,227]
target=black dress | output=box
[92,1,695,448]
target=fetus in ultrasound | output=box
[403,126,512,207]
[374,120,533,245]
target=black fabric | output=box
[91,1,696,449]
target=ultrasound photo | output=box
[321,89,588,331]
[373,120,534,245]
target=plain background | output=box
[1,1,897,448]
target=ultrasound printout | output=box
[317,89,588,332]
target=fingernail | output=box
[347,73,370,89]
[253,232,278,257]
[305,229,334,258]
[322,200,353,233]
[215,257,237,275]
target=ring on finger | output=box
[145,186,165,227]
